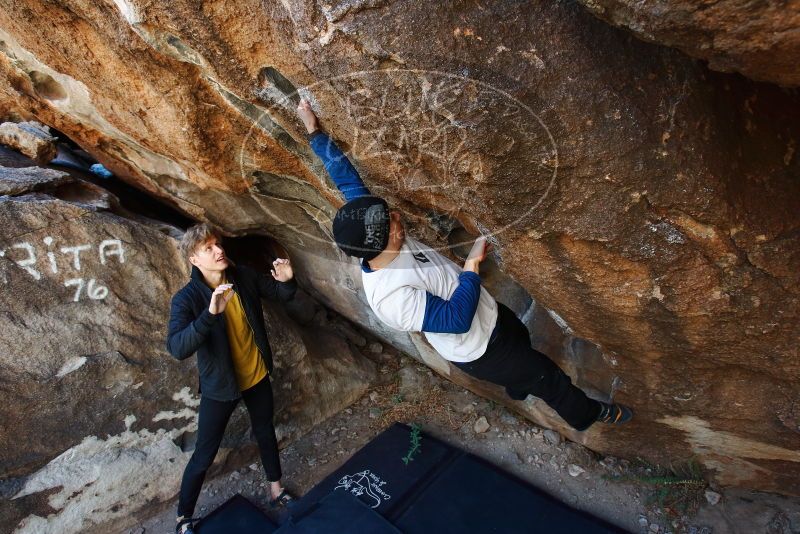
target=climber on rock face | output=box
[297,98,633,433]
[166,224,296,534]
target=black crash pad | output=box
[289,423,457,522]
[395,453,619,533]
[287,423,623,534]
[195,493,278,534]
[275,490,401,534]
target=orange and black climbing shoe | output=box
[596,402,633,425]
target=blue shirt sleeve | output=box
[421,271,482,334]
[309,131,371,201]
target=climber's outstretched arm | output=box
[298,99,371,201]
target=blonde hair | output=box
[179,223,221,260]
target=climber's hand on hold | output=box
[463,236,489,274]
[297,99,320,134]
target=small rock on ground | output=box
[398,366,430,403]
[568,464,585,477]
[543,429,561,446]
[474,416,490,433]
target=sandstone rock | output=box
[0,170,375,532]
[329,318,367,347]
[265,304,376,441]
[397,366,430,403]
[0,165,71,195]
[0,184,196,533]
[578,1,800,86]
[0,0,797,504]
[544,430,562,447]
[458,402,477,415]
[564,442,594,467]
[283,288,318,325]
[500,411,519,426]
[0,121,56,164]
[694,488,800,534]
[474,416,490,434]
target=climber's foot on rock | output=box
[297,99,319,134]
[596,402,633,425]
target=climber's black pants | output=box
[177,377,281,518]
[455,303,601,431]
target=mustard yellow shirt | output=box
[216,278,267,391]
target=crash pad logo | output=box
[334,469,392,508]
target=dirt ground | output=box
[135,353,800,534]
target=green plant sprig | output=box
[402,423,422,465]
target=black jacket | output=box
[166,264,297,401]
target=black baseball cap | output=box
[332,196,390,260]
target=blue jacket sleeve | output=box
[421,271,482,334]
[166,293,220,360]
[309,131,371,201]
[257,271,297,302]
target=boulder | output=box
[0,165,71,195]
[0,168,374,533]
[578,0,800,87]
[0,0,797,503]
[0,178,196,532]
[0,121,56,164]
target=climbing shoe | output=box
[596,402,633,425]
